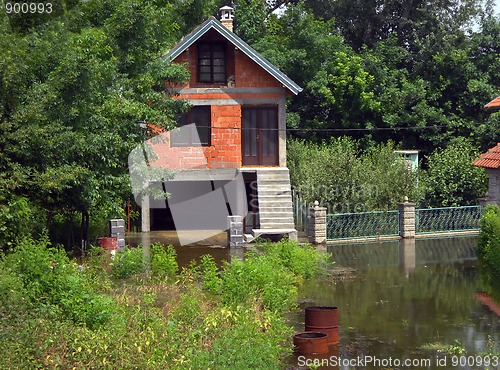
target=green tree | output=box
[305,0,485,50]
[0,0,189,249]
[254,7,381,139]
[421,138,488,207]
[254,2,499,150]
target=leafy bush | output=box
[0,196,46,250]
[111,246,145,279]
[199,254,221,293]
[0,262,26,314]
[0,239,329,368]
[220,239,330,313]
[478,205,500,278]
[111,244,178,280]
[260,238,332,279]
[288,137,419,211]
[190,304,293,369]
[150,243,178,280]
[221,254,298,313]
[3,237,113,328]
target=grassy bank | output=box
[0,237,330,369]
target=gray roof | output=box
[164,17,303,95]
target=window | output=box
[171,106,211,146]
[198,42,226,83]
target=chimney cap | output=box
[219,6,234,21]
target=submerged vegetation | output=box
[0,238,330,369]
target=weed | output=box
[150,243,178,280]
[111,246,144,279]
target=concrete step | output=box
[259,209,293,216]
[259,204,293,210]
[257,181,291,190]
[259,207,293,214]
[257,190,292,201]
[259,215,293,225]
[259,215,293,226]
[256,175,290,182]
[257,223,296,230]
[259,197,293,207]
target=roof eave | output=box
[164,17,303,95]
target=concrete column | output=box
[141,194,150,232]
[398,197,415,238]
[309,201,327,244]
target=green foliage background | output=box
[287,137,420,211]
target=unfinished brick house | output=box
[140,7,302,242]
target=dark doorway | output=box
[243,172,259,233]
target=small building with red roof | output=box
[473,96,500,205]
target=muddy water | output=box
[125,231,241,266]
[290,236,500,370]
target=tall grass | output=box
[0,237,330,369]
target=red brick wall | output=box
[149,105,242,170]
[234,50,282,89]
[171,37,280,89]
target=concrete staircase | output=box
[247,168,296,241]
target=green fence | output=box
[415,206,483,234]
[327,210,400,240]
[326,206,483,240]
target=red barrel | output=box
[293,332,329,355]
[305,306,339,345]
[97,237,117,251]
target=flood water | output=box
[290,236,500,369]
[127,232,500,369]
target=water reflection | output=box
[291,236,499,370]
[400,238,416,276]
[126,231,238,267]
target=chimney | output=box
[219,6,234,32]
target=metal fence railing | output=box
[415,206,483,234]
[292,189,309,232]
[327,210,400,240]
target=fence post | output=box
[398,197,416,238]
[309,201,327,244]
[227,215,244,248]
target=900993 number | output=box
[5,2,52,14]
[451,355,499,368]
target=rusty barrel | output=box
[97,237,117,251]
[305,306,339,345]
[293,332,329,355]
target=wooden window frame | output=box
[171,106,211,147]
[198,42,227,84]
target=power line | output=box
[163,124,454,133]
